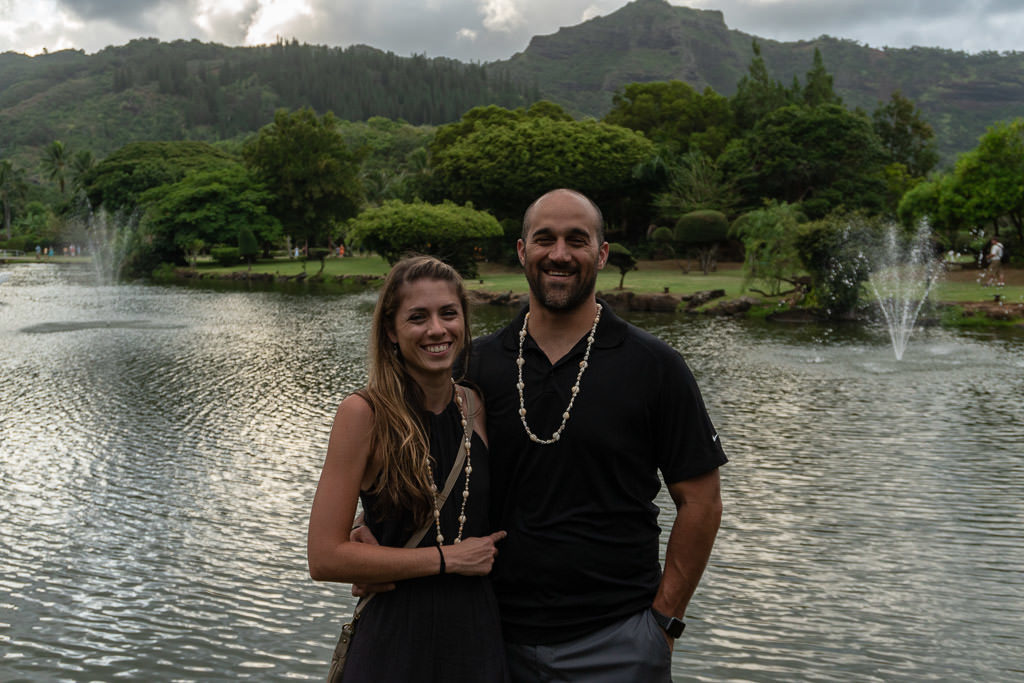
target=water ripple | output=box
[2,265,1023,680]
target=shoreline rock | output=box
[166,271,1024,326]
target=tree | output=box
[345,200,502,277]
[795,213,883,317]
[604,81,734,157]
[606,242,638,289]
[654,151,738,222]
[948,119,1024,243]
[83,141,239,212]
[140,165,282,269]
[802,48,842,108]
[721,104,888,219]
[674,209,730,275]
[430,106,656,231]
[40,140,70,195]
[730,41,794,130]
[238,226,259,266]
[872,92,940,178]
[649,225,676,259]
[730,201,805,296]
[0,160,29,240]
[897,172,969,249]
[243,108,364,248]
[69,150,96,195]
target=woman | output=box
[308,255,507,682]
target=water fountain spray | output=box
[867,221,944,360]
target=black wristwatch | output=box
[650,608,686,638]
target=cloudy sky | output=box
[2,0,1021,62]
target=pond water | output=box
[2,262,1023,682]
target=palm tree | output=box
[40,140,70,195]
[70,149,95,195]
[0,160,29,240]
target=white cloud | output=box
[581,5,604,22]
[245,0,314,45]
[2,1,1023,62]
[479,0,524,32]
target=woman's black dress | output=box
[340,398,508,682]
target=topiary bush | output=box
[345,199,503,277]
[606,242,638,289]
[649,226,676,260]
[675,210,729,274]
[211,246,240,267]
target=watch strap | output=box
[650,607,686,638]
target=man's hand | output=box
[349,524,395,596]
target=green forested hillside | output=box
[3,0,1024,171]
[492,0,1024,161]
[0,39,538,171]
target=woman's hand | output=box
[443,531,507,576]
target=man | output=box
[469,188,725,681]
[985,237,1005,287]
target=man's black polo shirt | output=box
[469,301,727,645]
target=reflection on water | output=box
[2,263,1023,681]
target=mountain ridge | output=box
[492,0,1024,158]
[2,0,1023,168]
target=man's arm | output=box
[651,467,723,648]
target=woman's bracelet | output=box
[437,545,446,575]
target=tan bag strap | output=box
[351,385,475,619]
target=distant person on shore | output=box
[308,255,508,682]
[985,237,1005,287]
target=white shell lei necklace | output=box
[516,303,602,445]
[426,378,472,544]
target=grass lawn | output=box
[12,252,1019,304]
[194,253,394,278]
[189,255,1024,304]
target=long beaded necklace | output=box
[516,303,602,445]
[426,378,473,544]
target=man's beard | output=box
[526,264,598,312]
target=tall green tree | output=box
[140,165,283,265]
[896,172,969,249]
[0,160,29,240]
[947,119,1024,242]
[603,81,734,157]
[243,108,364,248]
[69,149,96,195]
[41,140,70,195]
[430,105,656,232]
[730,41,794,130]
[721,104,888,219]
[802,48,842,108]
[83,140,239,212]
[872,92,940,178]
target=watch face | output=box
[652,609,685,638]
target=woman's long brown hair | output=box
[361,255,471,529]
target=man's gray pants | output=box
[505,608,674,682]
